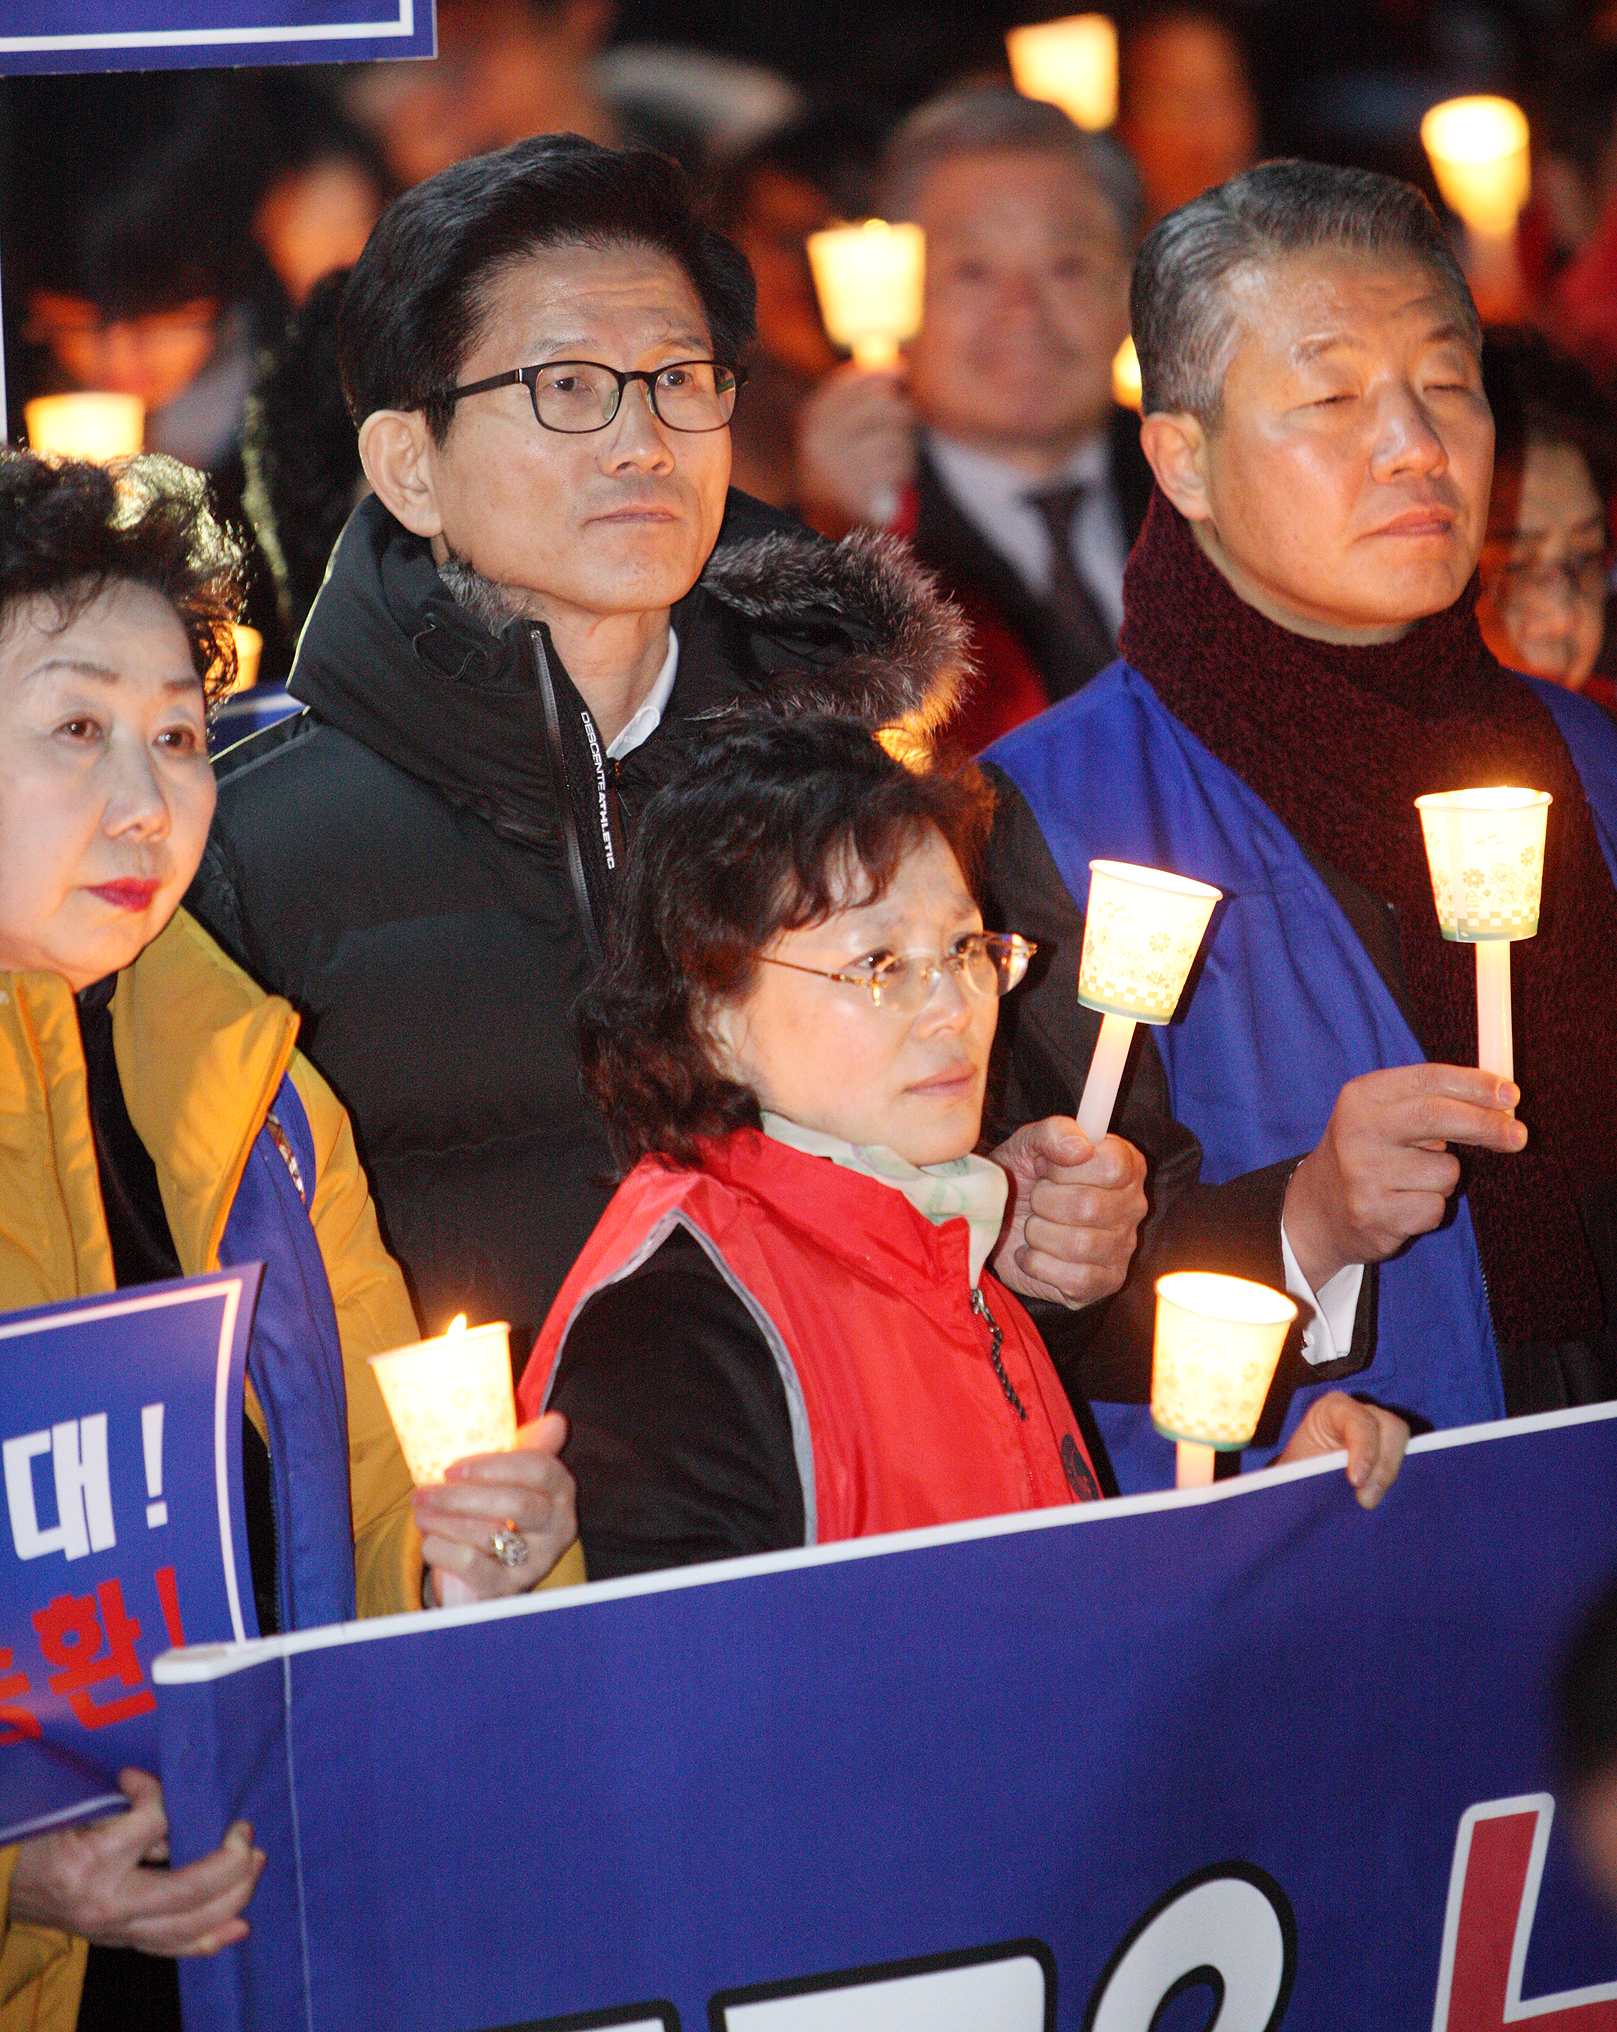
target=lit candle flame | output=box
[1420,96,1531,237]
[1006,15,1119,132]
[1111,337,1142,413]
[447,1314,468,1336]
[806,219,926,369]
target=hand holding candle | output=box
[1282,1063,1526,1293]
[370,1316,577,1605]
[989,1115,1148,1310]
[1074,859,1221,1143]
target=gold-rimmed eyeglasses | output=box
[758,933,1037,1017]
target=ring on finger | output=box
[489,1526,530,1570]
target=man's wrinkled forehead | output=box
[1215,245,1479,394]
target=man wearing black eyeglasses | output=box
[190,132,1153,1385]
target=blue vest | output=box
[215,1078,358,1631]
[988,663,1617,1495]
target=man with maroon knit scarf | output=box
[984,160,1617,1496]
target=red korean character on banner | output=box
[0,1646,39,1746]
[33,1580,155,1729]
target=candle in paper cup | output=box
[369,1314,517,1487]
[807,219,925,370]
[1415,787,1550,1084]
[1151,1272,1297,1486]
[1073,860,1221,1143]
[24,392,145,460]
[1420,96,1530,237]
[1006,15,1119,131]
[1415,787,1550,941]
[1078,859,1222,1022]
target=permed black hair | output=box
[338,132,758,442]
[579,711,995,1173]
[0,451,245,704]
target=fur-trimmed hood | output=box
[694,522,973,737]
[283,491,975,859]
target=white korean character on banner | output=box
[3,1416,117,1561]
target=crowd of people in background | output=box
[7,1,1617,734]
[7,3,1617,2026]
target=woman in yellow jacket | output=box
[0,449,581,2032]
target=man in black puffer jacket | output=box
[191,134,1154,1374]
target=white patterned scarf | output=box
[761,1113,1008,1288]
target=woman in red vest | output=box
[520,714,1405,1578]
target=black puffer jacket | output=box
[189,489,969,1368]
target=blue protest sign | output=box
[157,1403,1617,2032]
[0,1,434,75]
[0,1266,261,1841]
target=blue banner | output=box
[0,1267,260,1842]
[0,0,433,74]
[157,1405,1617,2032]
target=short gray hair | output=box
[1132,159,1480,424]
[881,86,1145,252]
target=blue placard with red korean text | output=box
[0,1,434,74]
[158,1401,1617,2032]
[0,1267,260,1842]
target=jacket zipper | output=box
[971,1285,1028,1421]
[529,623,605,966]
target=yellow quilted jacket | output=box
[0,911,555,2028]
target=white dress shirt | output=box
[924,430,1130,637]
[606,631,680,761]
[1282,1226,1366,1368]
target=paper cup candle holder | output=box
[806,219,926,372]
[1152,1272,1298,1490]
[370,1314,519,1606]
[369,1314,517,1487]
[1074,859,1222,1144]
[1415,788,1551,1085]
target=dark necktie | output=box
[1024,480,1119,684]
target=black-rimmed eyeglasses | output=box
[442,358,742,434]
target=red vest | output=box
[523,1130,1099,1545]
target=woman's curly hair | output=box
[0,449,246,704]
[580,711,996,1174]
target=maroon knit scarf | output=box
[1119,492,1617,1347]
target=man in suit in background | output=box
[797,87,1153,751]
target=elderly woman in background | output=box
[1477,326,1617,707]
[521,714,1405,1580]
[0,450,578,2032]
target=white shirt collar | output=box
[922,428,1127,634]
[605,631,680,762]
